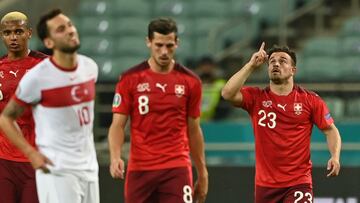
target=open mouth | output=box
[9,43,19,48]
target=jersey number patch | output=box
[257,110,277,129]
[138,95,149,115]
[183,185,193,203]
[78,106,90,126]
[294,191,313,203]
[0,83,3,101]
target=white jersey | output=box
[15,55,98,181]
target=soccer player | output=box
[222,43,341,203]
[0,11,47,203]
[0,9,99,203]
[108,17,208,203]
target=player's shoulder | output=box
[294,85,319,97]
[78,54,97,66]
[28,50,48,59]
[174,63,201,81]
[120,61,149,78]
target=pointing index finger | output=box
[259,42,265,51]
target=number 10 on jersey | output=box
[77,106,90,126]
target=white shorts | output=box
[36,170,99,203]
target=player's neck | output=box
[148,58,174,74]
[7,49,30,61]
[52,51,77,70]
[270,81,294,96]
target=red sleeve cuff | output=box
[12,95,31,107]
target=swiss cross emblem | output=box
[174,84,185,97]
[294,103,302,115]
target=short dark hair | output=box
[268,45,297,66]
[37,8,62,41]
[148,17,178,40]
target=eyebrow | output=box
[269,56,288,61]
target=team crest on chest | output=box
[0,71,4,78]
[175,84,185,97]
[294,103,303,115]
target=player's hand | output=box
[193,172,208,203]
[326,157,340,177]
[249,42,268,68]
[28,150,53,173]
[110,158,125,179]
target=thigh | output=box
[125,170,158,203]
[0,159,16,203]
[0,159,37,203]
[82,180,99,203]
[36,170,82,203]
[283,184,313,203]
[19,162,38,203]
[255,185,286,203]
[157,166,193,203]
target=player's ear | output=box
[292,66,297,76]
[146,37,151,48]
[27,28,32,39]
[43,37,54,49]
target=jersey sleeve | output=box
[90,58,99,83]
[187,78,202,118]
[14,70,41,105]
[112,75,131,115]
[311,95,334,130]
[240,86,260,113]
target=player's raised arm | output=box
[221,42,268,105]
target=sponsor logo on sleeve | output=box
[112,93,121,107]
[325,113,332,120]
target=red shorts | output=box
[0,158,38,203]
[256,183,313,203]
[125,166,193,203]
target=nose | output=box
[272,61,280,67]
[160,46,168,55]
[9,33,18,40]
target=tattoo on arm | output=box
[2,100,25,119]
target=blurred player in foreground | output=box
[222,42,341,203]
[0,9,99,203]
[108,17,208,203]
[0,11,47,203]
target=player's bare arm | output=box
[321,123,341,177]
[0,100,53,172]
[108,113,127,179]
[222,42,268,105]
[187,117,208,203]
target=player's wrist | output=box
[24,146,37,157]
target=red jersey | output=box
[0,51,47,162]
[240,85,333,187]
[112,61,202,171]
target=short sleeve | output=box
[15,70,41,105]
[187,78,202,118]
[311,95,334,130]
[112,75,131,115]
[240,86,260,113]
